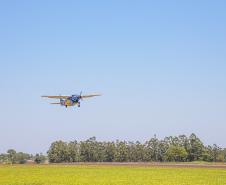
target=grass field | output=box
[0,164,225,185]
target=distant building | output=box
[26,160,35,164]
[43,159,49,164]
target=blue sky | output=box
[0,0,226,153]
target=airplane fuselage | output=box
[60,95,81,107]
[62,99,78,106]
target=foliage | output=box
[47,140,69,163]
[34,153,47,164]
[46,133,226,163]
[1,133,225,164]
[165,145,188,161]
[0,149,32,164]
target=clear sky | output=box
[0,0,226,153]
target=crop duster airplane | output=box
[41,92,101,108]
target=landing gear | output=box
[78,102,81,107]
[65,105,67,108]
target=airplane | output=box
[41,92,101,108]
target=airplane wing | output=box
[50,102,61,104]
[81,93,102,99]
[41,95,69,99]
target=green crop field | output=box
[0,165,225,185]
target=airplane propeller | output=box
[79,91,83,100]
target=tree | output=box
[79,137,106,162]
[212,144,221,162]
[0,154,10,164]
[144,136,161,161]
[127,141,145,162]
[7,149,17,164]
[67,141,80,162]
[103,142,116,162]
[157,140,168,162]
[187,133,204,161]
[115,141,128,162]
[47,140,69,163]
[165,145,188,162]
[206,144,224,162]
[15,152,31,164]
[3,150,31,164]
[131,141,145,162]
[223,148,226,162]
[201,147,212,162]
[34,153,47,164]
[44,134,224,163]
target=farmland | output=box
[0,164,225,185]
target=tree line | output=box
[47,134,226,163]
[1,134,225,164]
[0,149,46,164]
